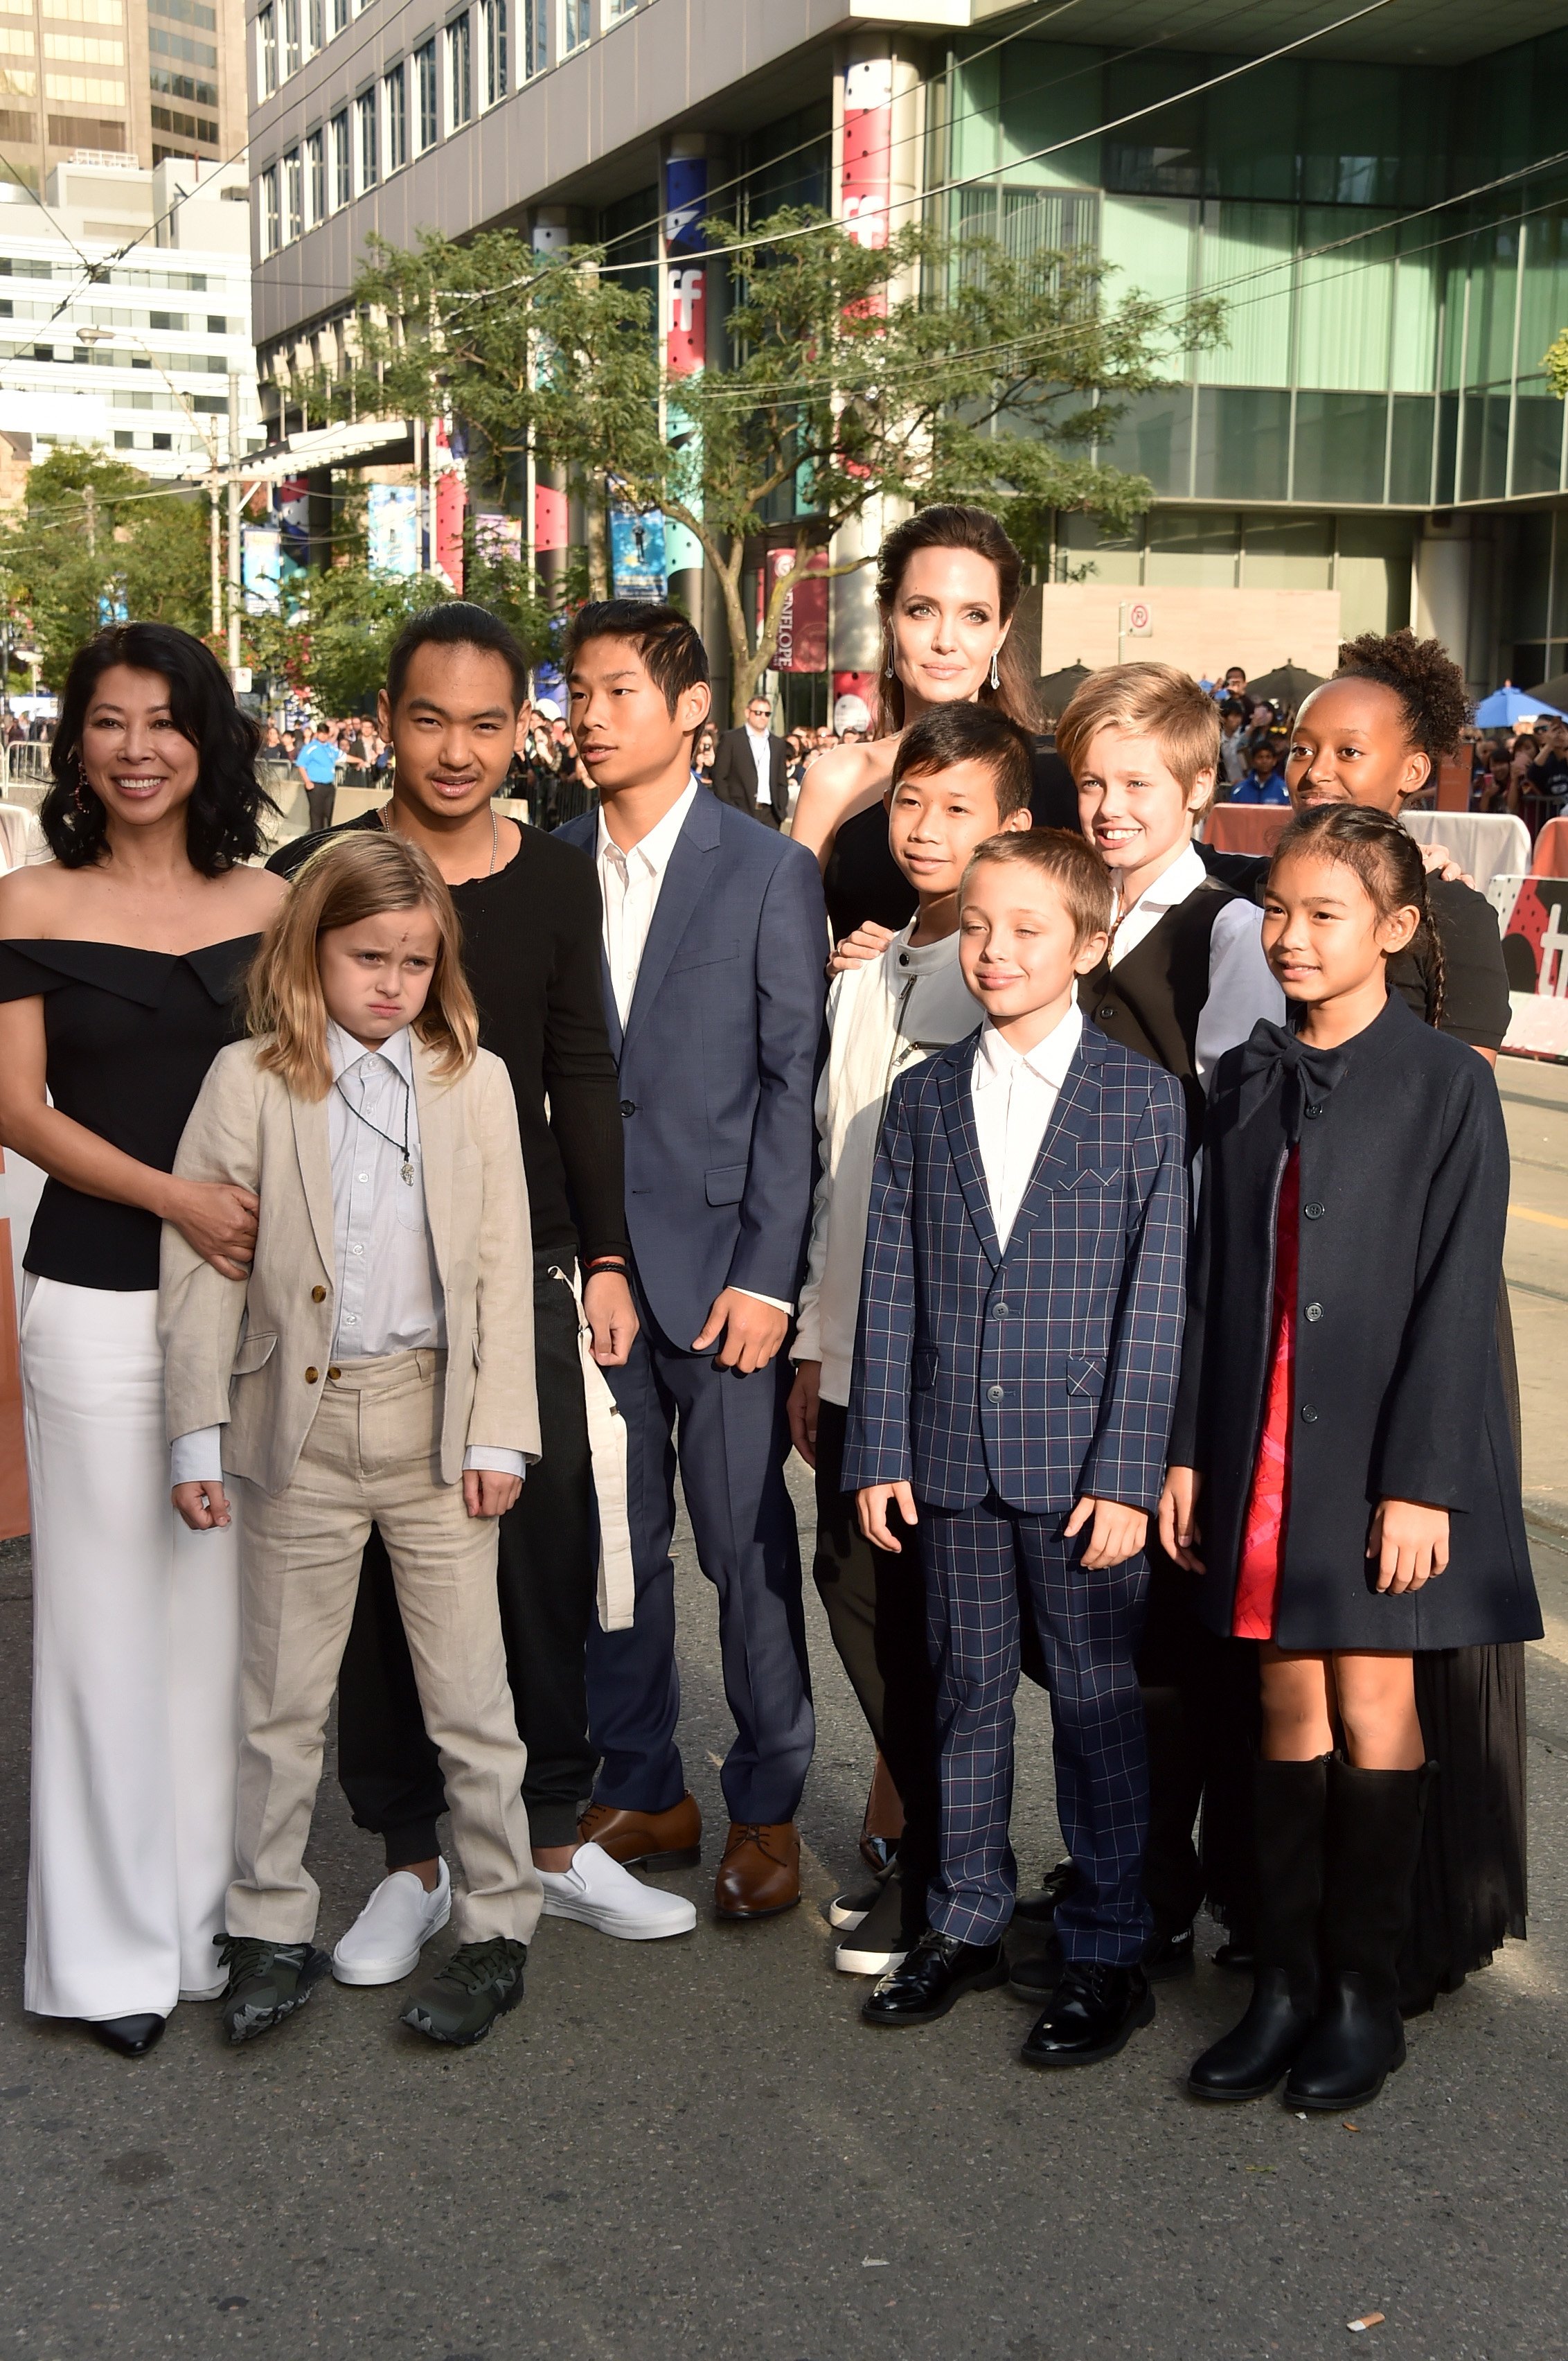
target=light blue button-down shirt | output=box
[169,1020,524,1487]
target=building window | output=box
[306,0,323,51]
[520,0,545,74]
[330,105,350,206]
[383,61,406,171]
[560,0,587,52]
[280,0,300,77]
[305,124,324,222]
[256,3,276,94]
[414,37,436,149]
[447,12,470,127]
[260,163,279,254]
[332,0,348,30]
[356,85,377,187]
[150,66,217,107]
[479,0,504,105]
[282,144,302,240]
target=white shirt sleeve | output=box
[791,1005,838,1364]
[170,1428,224,1487]
[463,1447,528,1480]
[1195,897,1287,1085]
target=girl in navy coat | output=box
[1161,804,1542,2113]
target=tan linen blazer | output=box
[159,1033,538,1493]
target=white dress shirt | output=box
[594,779,791,1316]
[1109,841,1284,1082]
[170,1019,524,1486]
[746,723,773,811]
[970,1002,1085,1252]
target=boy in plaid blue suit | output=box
[845,829,1188,2066]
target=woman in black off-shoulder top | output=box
[0,623,283,2058]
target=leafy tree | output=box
[0,445,212,687]
[255,563,452,716]
[317,212,1218,720]
[1546,326,1568,400]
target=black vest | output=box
[1078,879,1238,1150]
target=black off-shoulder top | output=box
[0,935,260,1291]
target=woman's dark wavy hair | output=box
[42,622,272,874]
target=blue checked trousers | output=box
[920,1495,1152,1963]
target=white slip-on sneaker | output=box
[332,1861,452,1986]
[835,1874,911,1976]
[537,1841,697,1940]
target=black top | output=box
[1193,843,1511,1052]
[1170,992,1540,1652]
[0,934,259,1292]
[822,742,1079,939]
[1077,881,1238,1150]
[271,813,629,1264]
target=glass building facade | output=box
[934,25,1568,678]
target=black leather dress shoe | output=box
[1215,1938,1256,1974]
[89,2014,166,2058]
[1010,1859,1081,1927]
[1144,1925,1195,1982]
[1019,1962,1154,2068]
[861,1929,1006,2027]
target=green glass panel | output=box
[1513,385,1564,499]
[952,53,1001,186]
[1464,224,1521,389]
[1390,230,1440,395]
[1095,386,1193,498]
[998,41,1103,189]
[1335,515,1412,639]
[1146,507,1239,587]
[1389,395,1435,506]
[1438,251,1468,394]
[1055,509,1141,585]
[1192,388,1290,502]
[1297,60,1444,212]
[1103,53,1213,200]
[1101,195,1195,369]
[1294,391,1387,504]
[1435,392,1459,504]
[1508,513,1553,642]
[1195,202,1293,388]
[1296,209,1394,393]
[1517,209,1568,386]
[1242,513,1332,588]
[1205,59,1299,203]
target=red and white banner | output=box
[767,549,829,674]
[1489,873,1568,1059]
[841,55,893,251]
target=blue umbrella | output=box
[1475,682,1565,727]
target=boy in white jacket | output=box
[786,703,1033,1975]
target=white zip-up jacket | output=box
[794,920,980,1404]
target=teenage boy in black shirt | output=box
[270,602,698,1961]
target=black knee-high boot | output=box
[1283,1753,1435,2112]
[1187,1753,1329,2101]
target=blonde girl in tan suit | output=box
[159,831,542,2050]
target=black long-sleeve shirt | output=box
[270,814,629,1264]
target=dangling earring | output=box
[884,637,896,680]
[989,649,1001,692]
[71,752,91,814]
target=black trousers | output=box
[1134,1544,1260,1939]
[335,1253,598,1859]
[811,1398,938,1924]
[305,779,337,833]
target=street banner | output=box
[612,508,668,603]
[768,549,829,673]
[474,514,522,563]
[367,485,418,577]
[242,524,282,612]
[841,55,893,251]
[1488,873,1568,1058]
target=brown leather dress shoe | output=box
[577,1792,702,1869]
[714,1822,800,1920]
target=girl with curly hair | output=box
[0,624,284,2057]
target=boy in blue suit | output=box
[555,605,828,1921]
[845,829,1188,2064]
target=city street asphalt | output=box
[2,1057,1566,2361]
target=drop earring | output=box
[71,752,90,813]
[884,639,896,679]
[989,649,1001,691]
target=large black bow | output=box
[1234,1020,1350,1140]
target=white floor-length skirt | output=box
[21,1276,240,2020]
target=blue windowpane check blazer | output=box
[842,1022,1189,1515]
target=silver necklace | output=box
[335,1070,415,1184]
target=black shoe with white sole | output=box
[861,1930,1006,2027]
[835,1873,918,1976]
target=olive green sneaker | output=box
[216,1934,332,2045]
[399,1937,528,2047]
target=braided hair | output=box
[1270,802,1446,1029]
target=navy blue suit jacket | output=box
[842,1023,1188,1514]
[558,787,827,1348]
